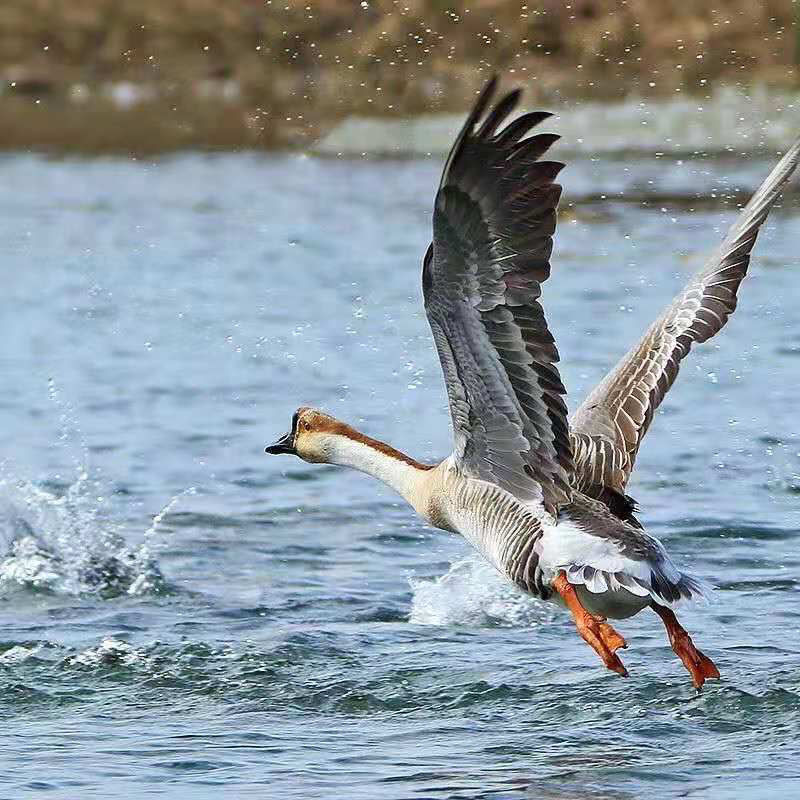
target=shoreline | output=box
[1,84,798,157]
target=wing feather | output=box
[423,77,572,512]
[572,136,800,498]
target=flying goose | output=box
[267,77,800,688]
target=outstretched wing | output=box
[423,77,572,513]
[572,137,800,502]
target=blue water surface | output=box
[1,150,799,798]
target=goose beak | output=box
[265,431,295,455]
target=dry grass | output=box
[0,0,796,152]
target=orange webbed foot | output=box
[652,603,720,690]
[597,620,628,654]
[553,572,629,678]
[575,613,629,677]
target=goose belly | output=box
[440,481,551,599]
[574,585,650,620]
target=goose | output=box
[267,77,800,688]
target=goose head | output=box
[265,406,348,464]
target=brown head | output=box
[265,406,432,470]
[264,406,336,463]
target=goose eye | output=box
[302,420,311,432]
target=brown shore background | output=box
[0,0,797,153]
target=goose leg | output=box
[651,603,720,690]
[552,571,629,677]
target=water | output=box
[1,150,799,798]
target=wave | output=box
[66,637,149,668]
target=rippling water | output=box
[1,152,799,798]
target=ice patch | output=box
[408,555,554,628]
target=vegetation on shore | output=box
[0,0,796,153]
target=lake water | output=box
[1,151,799,798]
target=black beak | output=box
[265,431,295,455]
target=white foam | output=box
[408,554,554,628]
[67,637,145,667]
[0,645,41,665]
[0,535,64,593]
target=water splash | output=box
[408,555,554,628]
[126,487,197,596]
[47,377,89,473]
[0,470,193,598]
[0,376,197,598]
